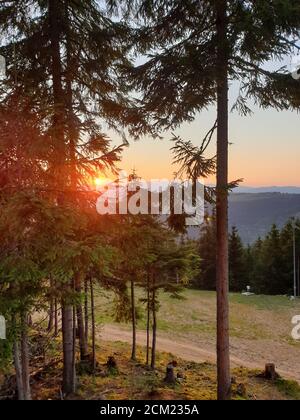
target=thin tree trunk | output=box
[76,303,88,360]
[75,273,89,361]
[48,0,65,171]
[151,285,157,370]
[21,313,31,400]
[72,303,76,388]
[48,299,54,332]
[62,303,76,396]
[216,0,231,401]
[84,278,89,347]
[13,339,24,401]
[47,278,54,332]
[13,314,24,401]
[130,278,137,361]
[54,298,58,336]
[146,271,150,366]
[90,279,96,373]
[65,1,78,198]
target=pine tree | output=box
[229,227,247,292]
[119,0,300,399]
[0,0,140,397]
[196,214,217,291]
[280,220,296,295]
[146,240,200,369]
[260,225,285,295]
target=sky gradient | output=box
[120,89,300,188]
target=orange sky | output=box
[119,104,300,187]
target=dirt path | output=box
[101,324,300,383]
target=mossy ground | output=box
[30,340,300,401]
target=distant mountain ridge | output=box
[234,186,300,194]
[187,192,300,244]
[229,192,300,244]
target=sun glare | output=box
[94,177,110,188]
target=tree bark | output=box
[65,1,79,199]
[146,271,151,366]
[151,287,157,370]
[47,278,54,332]
[12,314,24,402]
[13,339,24,401]
[216,0,231,401]
[90,279,96,373]
[62,303,76,396]
[20,313,31,400]
[264,364,278,381]
[48,0,65,171]
[84,278,89,347]
[130,277,137,361]
[75,273,89,361]
[49,0,76,396]
[54,298,58,336]
[76,301,88,360]
[47,299,54,332]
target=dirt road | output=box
[101,324,300,383]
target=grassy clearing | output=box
[94,288,300,343]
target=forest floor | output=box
[28,340,300,401]
[95,289,300,383]
[2,290,300,400]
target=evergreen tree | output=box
[243,244,255,291]
[195,214,217,291]
[0,0,141,397]
[146,239,200,369]
[229,227,247,292]
[260,225,285,295]
[121,0,300,399]
[280,221,295,295]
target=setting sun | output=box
[94,177,110,188]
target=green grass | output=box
[230,293,299,310]
[275,378,300,400]
[94,287,300,343]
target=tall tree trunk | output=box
[151,286,157,370]
[75,273,89,361]
[49,0,76,396]
[21,313,31,400]
[47,278,54,332]
[48,299,54,332]
[13,338,24,401]
[48,0,65,171]
[216,0,231,401]
[146,271,150,366]
[90,279,96,373]
[76,301,88,360]
[130,277,137,361]
[62,303,76,396]
[84,278,89,347]
[12,314,24,401]
[72,303,76,388]
[65,1,78,198]
[54,298,58,336]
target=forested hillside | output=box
[229,193,300,244]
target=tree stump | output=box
[164,361,178,384]
[106,356,118,375]
[107,356,117,370]
[264,364,278,381]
